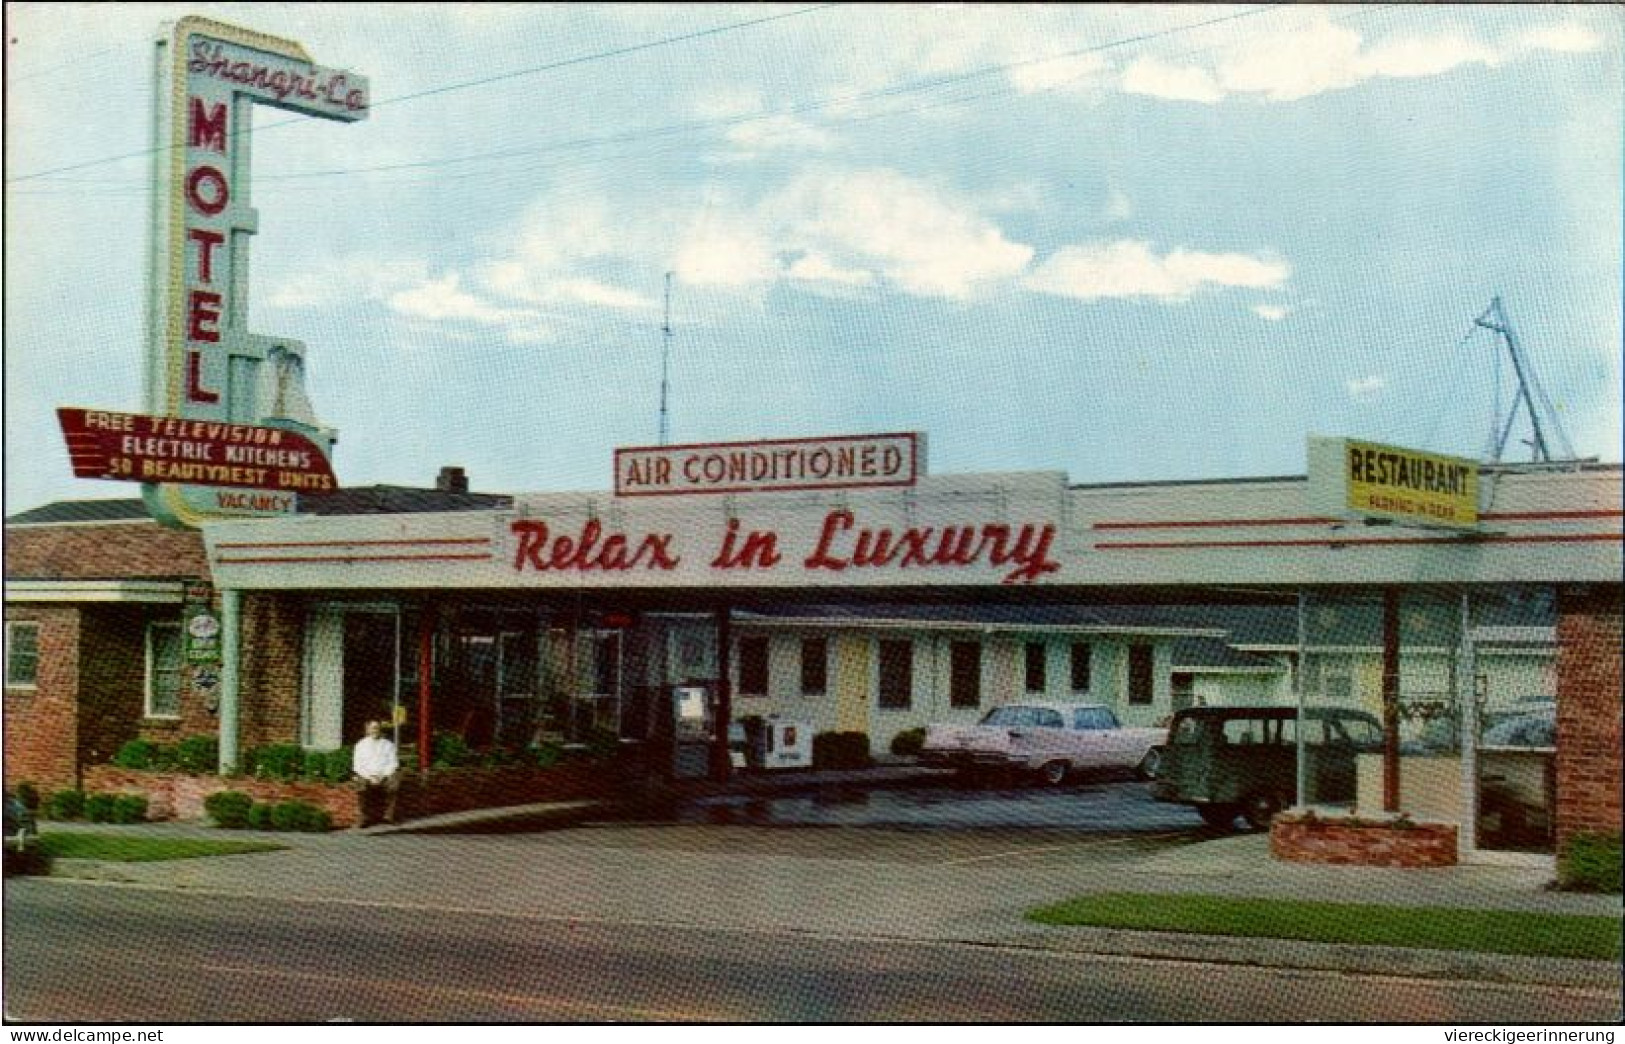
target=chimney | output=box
[436,466,468,494]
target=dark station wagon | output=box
[1147,706,1384,831]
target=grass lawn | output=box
[1026,893,1623,962]
[40,833,287,863]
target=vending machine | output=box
[671,683,714,780]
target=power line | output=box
[6,3,843,184]
[14,4,1290,191]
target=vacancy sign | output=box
[59,407,336,494]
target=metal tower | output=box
[658,272,674,446]
[1471,296,1575,463]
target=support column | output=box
[712,605,732,782]
[417,606,435,773]
[1382,587,1402,813]
[218,588,242,774]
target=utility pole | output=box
[1471,296,1575,463]
[658,272,673,446]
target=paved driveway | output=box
[449,771,1205,834]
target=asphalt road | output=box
[6,880,1617,1023]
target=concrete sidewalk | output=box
[34,813,1621,994]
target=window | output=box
[949,641,981,708]
[800,637,827,696]
[877,640,912,710]
[1074,707,1117,730]
[738,636,769,697]
[5,622,39,688]
[1128,645,1154,705]
[145,622,183,718]
[1171,672,1196,711]
[1070,642,1092,692]
[1023,642,1046,693]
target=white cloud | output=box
[1119,15,1608,106]
[788,252,875,287]
[724,115,834,152]
[1252,304,1290,322]
[1026,241,1288,301]
[1008,53,1109,96]
[1121,58,1224,105]
[387,274,553,343]
[1347,375,1387,399]
[1514,22,1603,56]
[776,170,1034,299]
[672,221,780,288]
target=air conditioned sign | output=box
[141,17,367,527]
[615,433,924,497]
[1309,436,1480,530]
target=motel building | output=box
[4,436,1621,868]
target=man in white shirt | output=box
[352,720,401,827]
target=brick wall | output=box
[1272,816,1459,868]
[1556,585,1623,851]
[76,605,151,770]
[5,523,208,579]
[3,604,81,790]
[238,594,306,750]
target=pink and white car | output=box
[920,703,1165,785]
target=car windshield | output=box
[981,706,1062,728]
[1481,704,1556,748]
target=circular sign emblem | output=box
[189,613,221,640]
[193,667,220,691]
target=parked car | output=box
[920,703,1165,785]
[1148,706,1384,831]
[4,790,43,875]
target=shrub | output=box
[431,732,473,768]
[110,794,149,824]
[248,744,306,781]
[14,782,40,811]
[269,801,332,833]
[1559,832,1623,894]
[533,742,564,768]
[204,790,254,830]
[583,727,622,761]
[172,735,220,775]
[111,739,164,771]
[83,793,118,824]
[303,748,354,785]
[889,727,927,757]
[813,731,872,770]
[246,803,274,831]
[43,789,84,821]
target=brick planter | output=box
[1271,815,1459,868]
[84,766,363,828]
[82,759,626,830]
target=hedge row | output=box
[203,791,332,833]
[35,789,148,824]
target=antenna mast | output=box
[658,272,673,446]
[1471,296,1574,463]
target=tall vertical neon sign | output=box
[144,17,368,527]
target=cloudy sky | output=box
[6,3,1621,511]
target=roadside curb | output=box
[971,923,1625,990]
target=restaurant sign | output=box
[1308,436,1480,530]
[615,433,924,497]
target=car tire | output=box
[1037,760,1069,787]
[1241,792,1283,832]
[1135,748,1163,781]
[1198,804,1239,830]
